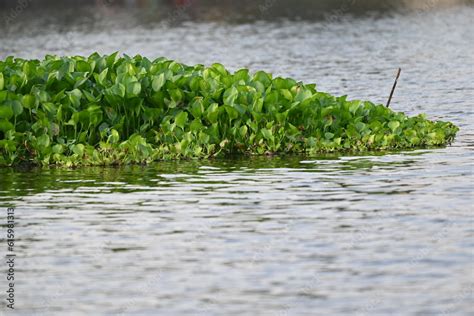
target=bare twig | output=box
[386,68,401,108]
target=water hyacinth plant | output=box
[0,53,458,167]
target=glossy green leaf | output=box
[206,103,219,124]
[175,111,188,129]
[98,68,108,85]
[126,81,141,97]
[190,98,204,119]
[111,83,125,98]
[0,105,13,119]
[152,73,165,92]
[388,121,400,132]
[261,128,273,141]
[22,94,36,109]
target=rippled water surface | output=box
[0,3,473,315]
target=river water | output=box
[0,2,473,315]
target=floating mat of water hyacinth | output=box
[0,53,458,166]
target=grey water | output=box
[0,1,473,315]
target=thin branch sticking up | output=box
[386,68,401,108]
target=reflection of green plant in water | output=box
[0,155,422,199]
[0,53,458,167]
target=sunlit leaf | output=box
[175,111,188,129]
[152,73,165,92]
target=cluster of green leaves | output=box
[0,53,459,166]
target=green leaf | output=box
[224,105,239,120]
[111,83,125,98]
[189,119,203,132]
[126,82,141,97]
[211,63,228,76]
[106,52,119,68]
[166,99,177,109]
[325,132,335,140]
[175,111,188,129]
[22,95,36,109]
[37,134,50,148]
[52,144,64,154]
[108,129,120,144]
[190,98,204,119]
[239,125,248,137]
[355,122,366,132]
[68,89,83,107]
[206,103,219,124]
[234,69,249,82]
[261,128,273,141]
[169,89,183,102]
[0,119,13,132]
[98,68,108,85]
[152,73,165,92]
[253,71,272,86]
[76,60,91,72]
[74,76,89,89]
[388,121,400,132]
[0,105,13,119]
[0,73,4,91]
[280,89,293,101]
[349,102,361,114]
[71,143,85,156]
[11,100,23,116]
[295,89,313,102]
[0,91,7,102]
[224,86,238,106]
[70,112,80,126]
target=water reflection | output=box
[0,153,425,198]
[0,148,472,314]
